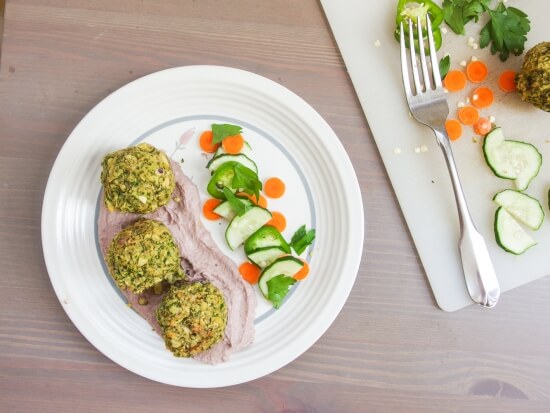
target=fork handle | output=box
[434,128,500,308]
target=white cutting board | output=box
[321,0,550,311]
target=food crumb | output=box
[420,145,428,153]
[393,147,402,154]
[489,115,496,123]
[374,40,381,47]
[457,101,465,108]
[468,36,475,45]
[414,147,421,154]
[441,27,448,35]
[465,97,471,104]
[460,60,467,67]
[472,43,479,50]
[471,56,478,61]
[472,136,479,143]
[443,88,449,94]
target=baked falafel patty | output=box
[107,218,185,294]
[156,282,227,357]
[101,143,175,213]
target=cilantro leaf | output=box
[480,3,530,62]
[231,163,262,201]
[439,55,450,80]
[267,275,296,309]
[222,187,251,217]
[442,0,489,35]
[212,123,243,144]
[289,225,316,255]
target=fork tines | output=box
[400,16,442,97]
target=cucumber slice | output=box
[494,207,536,255]
[213,141,252,158]
[244,225,291,255]
[206,154,258,174]
[258,256,304,298]
[483,127,542,190]
[247,246,287,268]
[225,206,272,250]
[493,189,544,230]
[213,196,253,221]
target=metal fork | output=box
[399,17,500,308]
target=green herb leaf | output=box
[442,0,489,35]
[439,55,450,79]
[222,187,251,217]
[289,225,316,255]
[231,163,262,201]
[267,274,296,309]
[212,123,243,144]
[480,3,530,62]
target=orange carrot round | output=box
[445,119,463,141]
[444,70,467,92]
[293,261,310,281]
[239,261,261,284]
[202,198,222,220]
[471,86,494,109]
[466,60,488,83]
[498,70,516,92]
[457,106,479,125]
[473,118,493,136]
[264,177,286,198]
[266,211,287,232]
[199,130,220,153]
[221,134,244,154]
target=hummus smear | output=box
[98,158,256,364]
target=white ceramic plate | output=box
[41,66,364,387]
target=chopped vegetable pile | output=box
[199,123,316,308]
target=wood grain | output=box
[1,0,550,411]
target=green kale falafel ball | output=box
[156,283,227,357]
[101,143,175,213]
[107,219,185,294]
[516,42,550,112]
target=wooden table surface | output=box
[1,1,550,412]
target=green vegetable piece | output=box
[232,163,262,201]
[442,0,490,35]
[222,187,251,217]
[212,123,243,144]
[290,225,316,255]
[439,55,450,79]
[396,0,443,34]
[480,3,531,62]
[267,275,297,309]
[206,161,262,200]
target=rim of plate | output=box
[41,65,364,387]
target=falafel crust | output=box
[107,219,185,294]
[156,283,227,357]
[101,143,175,213]
[516,42,550,112]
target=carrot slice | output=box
[498,70,516,92]
[237,192,268,208]
[445,119,463,141]
[199,130,220,153]
[473,118,492,136]
[471,86,494,109]
[266,211,287,232]
[239,262,261,284]
[293,261,310,281]
[202,198,222,220]
[264,177,286,198]
[221,134,244,154]
[444,70,467,92]
[457,106,479,125]
[466,60,488,83]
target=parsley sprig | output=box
[267,275,296,309]
[442,0,530,62]
[289,225,316,255]
[212,123,243,144]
